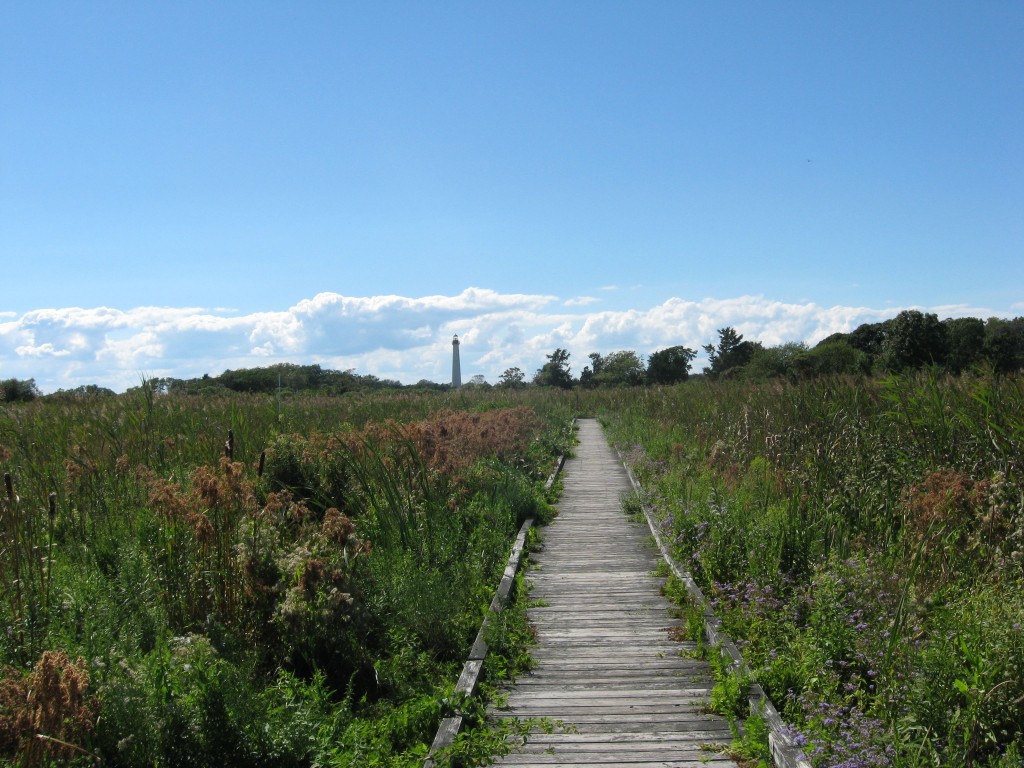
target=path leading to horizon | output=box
[490,419,739,767]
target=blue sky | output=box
[2,2,1022,391]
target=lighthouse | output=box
[451,334,462,388]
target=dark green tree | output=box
[647,346,696,384]
[846,322,888,358]
[578,353,604,389]
[47,384,117,400]
[413,379,448,390]
[743,342,807,381]
[593,351,645,387]
[0,378,40,402]
[703,328,760,379]
[983,317,1024,373]
[878,310,948,372]
[792,340,871,378]
[943,317,986,374]
[533,348,574,389]
[497,367,527,389]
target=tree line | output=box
[0,365,409,403]
[3,311,1021,402]
[511,310,1024,389]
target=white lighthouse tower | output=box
[451,334,462,388]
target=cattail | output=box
[257,449,266,478]
[4,472,13,504]
[48,492,57,520]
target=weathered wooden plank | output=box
[524,655,700,667]
[498,704,716,717]
[528,643,688,655]
[509,745,728,757]
[515,669,707,681]
[454,659,483,696]
[494,719,733,734]
[527,630,685,640]
[509,686,712,695]
[502,689,713,702]
[492,762,736,768]
[517,731,737,744]
[499,708,716,721]
[520,657,702,667]
[501,704,716,716]
[507,739,728,752]
[516,680,704,689]
[496,753,736,764]
[496,753,735,765]
[528,617,679,625]
[426,715,463,759]
[527,594,672,604]
[497,754,734,765]
[512,670,713,681]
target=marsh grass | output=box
[596,372,1024,766]
[0,388,572,766]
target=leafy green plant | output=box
[589,372,1024,765]
[709,649,751,720]
[729,710,771,767]
[0,388,573,764]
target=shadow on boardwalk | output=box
[490,419,739,767]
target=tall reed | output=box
[0,388,572,765]
[596,373,1024,766]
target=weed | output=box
[0,651,97,766]
[0,389,574,763]
[590,372,1024,764]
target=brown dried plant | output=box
[901,468,1000,587]
[390,406,542,477]
[0,651,98,766]
[903,468,987,539]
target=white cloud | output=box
[0,289,1016,393]
[96,331,164,365]
[929,303,1005,319]
[15,342,70,358]
[564,296,599,306]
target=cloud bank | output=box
[0,288,1005,393]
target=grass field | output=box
[0,386,574,767]
[2,373,1022,767]
[594,372,1024,767]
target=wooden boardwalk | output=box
[490,419,738,768]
